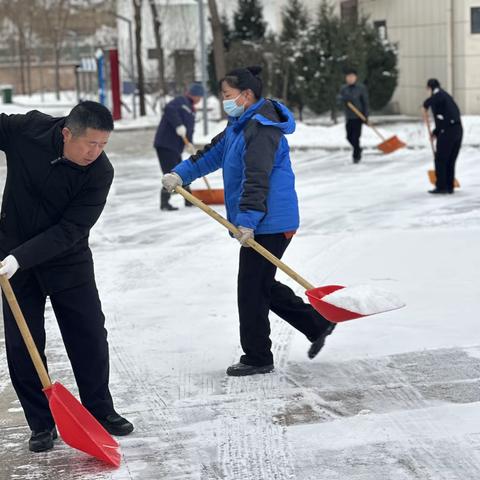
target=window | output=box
[471,7,480,33]
[341,0,358,24]
[374,20,388,40]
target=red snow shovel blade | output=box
[377,136,406,154]
[306,285,365,323]
[44,382,121,467]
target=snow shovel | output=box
[423,113,460,188]
[347,102,406,154]
[175,186,404,323]
[0,272,121,467]
[182,136,224,205]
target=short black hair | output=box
[427,78,441,90]
[65,101,114,137]
[220,65,263,99]
[344,68,358,76]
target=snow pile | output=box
[321,285,405,316]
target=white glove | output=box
[162,172,183,193]
[185,142,196,156]
[0,255,19,279]
[175,125,187,138]
[234,226,254,247]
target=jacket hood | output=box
[231,98,296,135]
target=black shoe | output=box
[428,188,448,194]
[161,203,179,211]
[29,427,57,453]
[97,413,134,436]
[184,200,194,207]
[226,362,274,377]
[308,323,336,359]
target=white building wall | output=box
[357,0,480,114]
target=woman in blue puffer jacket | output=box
[162,66,334,376]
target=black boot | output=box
[97,413,134,436]
[29,427,58,453]
[160,189,178,211]
[308,323,336,359]
[428,188,448,194]
[226,362,274,377]
[184,185,194,207]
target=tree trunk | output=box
[147,0,165,96]
[133,0,146,116]
[55,46,61,100]
[207,0,227,118]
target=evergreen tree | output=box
[277,0,310,118]
[364,26,398,110]
[232,0,266,42]
[300,0,365,120]
[296,1,397,118]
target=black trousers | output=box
[155,147,190,206]
[435,124,463,192]
[237,233,332,366]
[346,119,363,160]
[2,272,115,432]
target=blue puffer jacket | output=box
[174,98,299,234]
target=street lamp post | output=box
[197,0,209,136]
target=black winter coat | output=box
[338,83,369,120]
[0,110,114,294]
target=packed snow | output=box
[321,285,406,315]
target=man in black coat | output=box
[0,101,133,453]
[154,83,204,210]
[422,78,463,194]
[338,68,369,163]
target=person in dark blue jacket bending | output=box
[162,66,335,376]
[154,83,204,210]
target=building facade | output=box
[338,0,480,114]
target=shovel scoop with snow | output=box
[175,186,405,323]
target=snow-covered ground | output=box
[1,121,480,478]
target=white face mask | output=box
[222,93,245,117]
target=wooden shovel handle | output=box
[347,102,386,141]
[422,108,436,157]
[182,137,212,191]
[175,186,315,291]
[0,273,52,389]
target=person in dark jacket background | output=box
[338,68,369,163]
[0,101,133,453]
[162,66,335,377]
[422,78,463,194]
[154,83,204,210]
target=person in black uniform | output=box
[422,78,463,194]
[154,83,204,210]
[0,101,133,453]
[338,68,369,163]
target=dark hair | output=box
[65,101,114,137]
[344,68,358,76]
[220,66,263,99]
[427,78,441,90]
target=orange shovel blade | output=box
[44,382,121,467]
[191,188,225,205]
[306,285,365,323]
[377,136,406,154]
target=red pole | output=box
[109,49,121,121]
